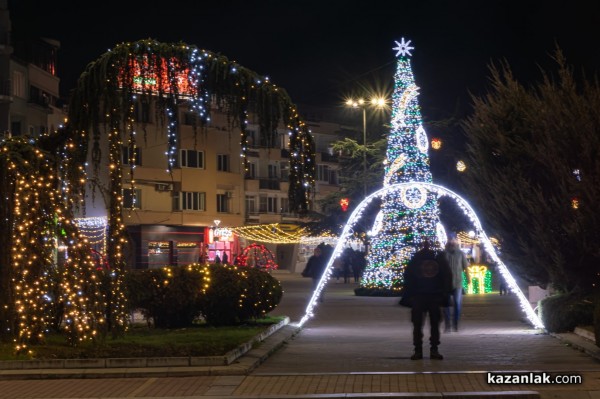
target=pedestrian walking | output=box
[441,233,468,332]
[342,248,353,283]
[353,251,366,283]
[401,240,451,360]
[302,246,328,302]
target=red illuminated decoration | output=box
[236,243,278,270]
[571,197,580,209]
[431,138,442,150]
[120,55,198,96]
[340,197,350,212]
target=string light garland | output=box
[74,217,108,254]
[232,223,307,244]
[298,181,544,330]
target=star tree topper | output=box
[393,38,414,57]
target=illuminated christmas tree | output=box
[361,38,442,292]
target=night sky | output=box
[8,0,600,122]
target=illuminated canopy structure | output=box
[64,39,316,341]
[0,39,317,350]
[299,182,544,330]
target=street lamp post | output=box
[345,97,386,199]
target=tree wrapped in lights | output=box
[0,136,106,351]
[360,39,441,292]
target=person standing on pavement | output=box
[441,233,469,332]
[401,239,451,360]
[303,246,328,302]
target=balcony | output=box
[259,178,280,190]
[320,152,339,163]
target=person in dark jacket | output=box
[304,246,328,302]
[402,240,452,360]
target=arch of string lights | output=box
[298,182,545,330]
[232,223,338,245]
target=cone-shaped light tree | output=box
[360,38,443,292]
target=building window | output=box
[122,146,142,166]
[245,195,256,214]
[259,195,267,213]
[123,188,142,209]
[174,191,206,211]
[12,71,25,98]
[180,149,204,168]
[267,197,278,213]
[279,132,289,149]
[217,154,230,172]
[329,169,339,185]
[134,101,151,123]
[280,161,290,181]
[245,161,256,179]
[246,129,256,147]
[217,193,230,213]
[182,111,199,126]
[280,198,290,214]
[268,163,278,178]
[317,165,329,182]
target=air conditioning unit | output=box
[155,183,173,192]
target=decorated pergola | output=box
[0,39,316,350]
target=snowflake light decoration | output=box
[401,184,427,209]
[393,38,414,57]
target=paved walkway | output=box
[0,272,599,398]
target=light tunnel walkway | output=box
[297,182,545,330]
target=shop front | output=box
[127,225,206,269]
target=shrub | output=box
[126,264,283,328]
[198,264,244,326]
[125,266,203,328]
[198,264,283,326]
[539,292,594,333]
[238,268,283,320]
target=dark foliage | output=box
[125,267,203,328]
[540,293,594,333]
[460,48,600,293]
[199,264,283,326]
[126,264,283,328]
[238,268,283,321]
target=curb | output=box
[0,318,301,379]
[189,392,540,399]
[551,330,600,361]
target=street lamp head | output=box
[346,96,387,109]
[371,97,386,108]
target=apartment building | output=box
[80,102,346,272]
[0,1,64,138]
